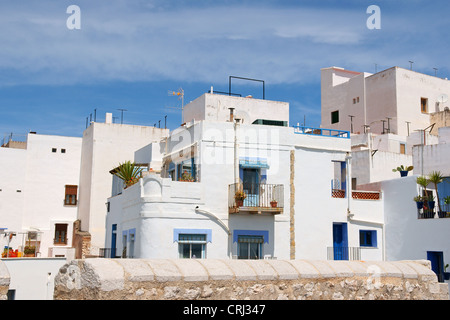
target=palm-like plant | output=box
[114,161,144,188]
[428,171,444,213]
[416,176,429,198]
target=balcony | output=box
[293,125,350,139]
[228,183,284,214]
[417,202,450,219]
[331,188,381,200]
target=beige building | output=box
[321,66,450,186]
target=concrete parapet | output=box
[53,259,449,300]
[0,260,11,300]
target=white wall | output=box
[183,93,289,126]
[2,258,67,300]
[78,122,169,255]
[383,176,450,268]
[0,134,81,257]
[0,147,26,235]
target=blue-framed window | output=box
[359,230,377,247]
[173,229,212,259]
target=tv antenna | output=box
[167,88,184,123]
[437,93,448,105]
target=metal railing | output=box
[99,248,117,258]
[327,247,361,261]
[293,125,350,139]
[229,183,284,210]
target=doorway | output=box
[333,223,348,260]
[242,168,260,207]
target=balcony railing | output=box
[229,183,284,214]
[327,247,361,261]
[293,125,350,139]
[99,248,117,258]
[417,201,450,219]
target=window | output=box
[128,231,135,258]
[421,98,428,113]
[400,143,406,154]
[61,148,66,153]
[359,230,377,247]
[64,185,77,205]
[54,224,68,245]
[238,235,264,259]
[331,110,339,124]
[178,234,206,259]
[122,233,127,258]
[52,148,57,153]
[177,158,197,182]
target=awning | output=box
[239,158,269,169]
[233,230,269,244]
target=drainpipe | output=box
[232,111,240,186]
[345,152,352,217]
[195,207,232,258]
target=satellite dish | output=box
[437,93,448,104]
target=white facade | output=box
[77,116,169,256]
[321,66,450,136]
[106,93,384,262]
[381,176,450,287]
[1,257,67,300]
[0,133,82,258]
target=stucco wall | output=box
[53,258,449,300]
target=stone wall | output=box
[53,259,449,300]
[0,260,10,300]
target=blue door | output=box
[427,251,444,282]
[333,223,348,260]
[243,168,260,207]
[111,224,117,258]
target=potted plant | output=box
[180,170,194,182]
[413,195,424,210]
[270,200,278,208]
[444,196,450,217]
[24,245,36,257]
[392,165,413,177]
[428,171,444,216]
[113,161,144,188]
[234,190,246,207]
[444,264,450,281]
[427,195,436,210]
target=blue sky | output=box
[0,0,449,138]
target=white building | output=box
[105,93,384,262]
[320,66,450,288]
[0,133,82,258]
[76,114,169,258]
[321,66,450,186]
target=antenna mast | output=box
[168,88,184,123]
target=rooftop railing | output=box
[293,125,350,139]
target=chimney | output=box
[105,113,113,124]
[229,108,235,122]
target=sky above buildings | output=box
[0,0,449,138]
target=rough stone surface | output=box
[53,259,450,300]
[0,260,10,300]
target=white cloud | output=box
[0,1,448,86]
